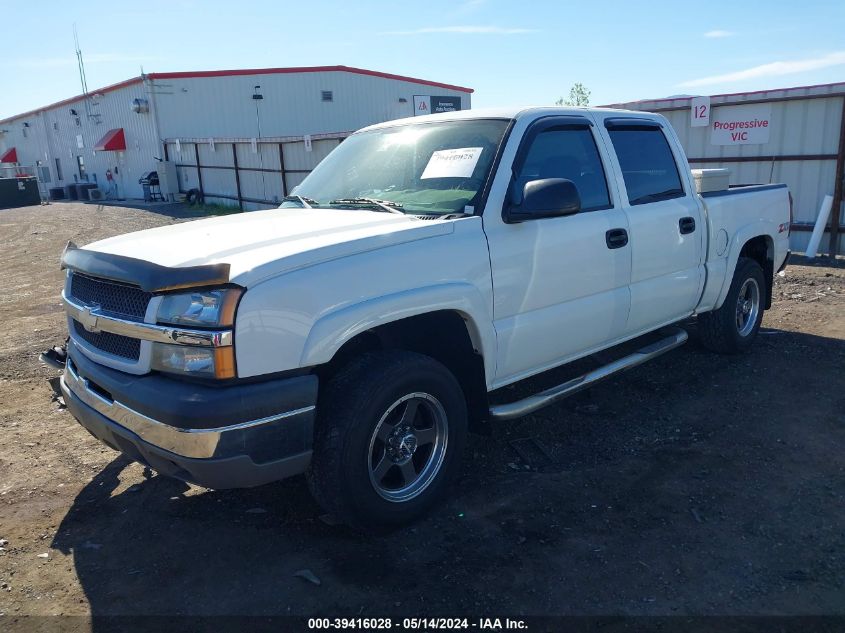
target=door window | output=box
[515,127,611,212]
[607,127,684,205]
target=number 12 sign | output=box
[691,96,710,127]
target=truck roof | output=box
[360,105,651,132]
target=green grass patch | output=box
[189,202,241,216]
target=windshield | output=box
[282,119,510,215]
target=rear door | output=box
[596,115,705,335]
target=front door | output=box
[76,155,88,182]
[484,116,632,387]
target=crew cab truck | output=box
[55,107,791,529]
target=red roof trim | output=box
[0,147,18,163]
[0,65,473,125]
[603,80,845,108]
[94,128,126,151]
[147,65,473,93]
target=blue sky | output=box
[2,0,843,119]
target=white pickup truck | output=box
[55,107,791,529]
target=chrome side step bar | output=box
[488,327,689,421]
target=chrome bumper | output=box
[62,358,314,460]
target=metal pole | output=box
[278,143,287,197]
[194,142,204,195]
[828,97,845,257]
[232,143,243,211]
[253,85,266,202]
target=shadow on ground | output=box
[51,329,845,617]
[785,254,845,270]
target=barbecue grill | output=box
[138,171,163,202]
[138,171,159,186]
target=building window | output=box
[55,158,63,181]
[321,90,333,102]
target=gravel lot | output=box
[0,202,843,619]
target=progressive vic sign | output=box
[710,103,772,145]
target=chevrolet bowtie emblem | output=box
[79,305,101,333]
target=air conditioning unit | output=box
[88,189,104,201]
[156,160,179,196]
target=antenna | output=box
[73,24,91,118]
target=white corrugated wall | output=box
[0,80,161,199]
[153,71,470,139]
[156,69,471,210]
[1,68,471,209]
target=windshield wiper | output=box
[328,197,405,215]
[629,188,685,205]
[280,195,317,208]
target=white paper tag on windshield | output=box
[421,147,483,179]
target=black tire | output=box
[698,256,766,354]
[307,350,468,531]
[186,188,204,205]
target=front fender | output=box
[300,282,497,384]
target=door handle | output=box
[679,216,696,234]
[605,228,628,249]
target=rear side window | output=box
[515,127,611,212]
[608,127,684,205]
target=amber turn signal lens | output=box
[214,347,236,379]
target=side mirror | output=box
[505,178,581,223]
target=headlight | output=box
[156,288,241,327]
[151,343,235,379]
[153,287,241,379]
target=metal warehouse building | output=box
[0,66,472,209]
[610,82,845,256]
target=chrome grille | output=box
[70,273,152,322]
[72,320,141,361]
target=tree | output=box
[556,83,591,107]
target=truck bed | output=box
[695,182,791,314]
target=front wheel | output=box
[698,256,766,354]
[307,351,467,530]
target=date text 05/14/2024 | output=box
[307,617,528,630]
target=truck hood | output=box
[85,208,454,287]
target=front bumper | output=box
[62,344,318,489]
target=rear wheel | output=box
[307,351,467,530]
[698,257,765,354]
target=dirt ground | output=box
[0,202,843,620]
